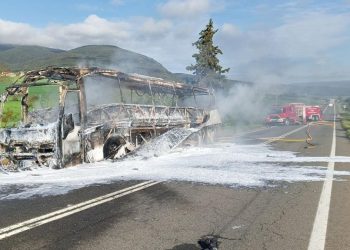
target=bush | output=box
[346,129,350,138]
[340,110,350,138]
[341,119,350,130]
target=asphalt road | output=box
[1,107,350,250]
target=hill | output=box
[0,44,175,80]
[0,44,251,87]
[0,45,63,69]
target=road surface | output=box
[0,107,349,250]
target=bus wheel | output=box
[103,135,125,159]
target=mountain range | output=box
[0,44,175,80]
[0,44,253,89]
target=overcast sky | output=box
[1,0,350,83]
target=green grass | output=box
[0,83,9,93]
[0,84,59,128]
[341,119,350,130]
[0,75,20,91]
[340,107,350,139]
[28,85,59,111]
[0,76,20,127]
[0,97,21,127]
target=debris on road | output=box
[198,235,219,250]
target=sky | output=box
[1,0,350,83]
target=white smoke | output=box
[216,77,283,127]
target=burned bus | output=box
[0,67,221,171]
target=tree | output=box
[186,19,229,89]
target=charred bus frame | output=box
[0,67,221,170]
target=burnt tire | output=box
[103,135,125,159]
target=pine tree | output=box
[186,19,229,88]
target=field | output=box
[0,76,17,91]
[0,76,59,127]
[0,76,20,127]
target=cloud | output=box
[220,12,350,61]
[139,18,172,35]
[218,11,350,82]
[0,14,194,73]
[272,12,350,58]
[158,0,213,18]
[0,6,350,83]
[0,19,53,46]
[45,15,131,49]
[221,23,241,37]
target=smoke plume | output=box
[216,76,283,128]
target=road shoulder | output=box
[326,122,350,250]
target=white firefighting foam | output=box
[1,142,350,200]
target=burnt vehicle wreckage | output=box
[0,67,221,171]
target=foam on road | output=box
[1,142,350,200]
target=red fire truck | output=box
[266,103,322,126]
[305,105,322,121]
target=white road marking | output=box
[234,126,271,137]
[218,124,308,144]
[323,105,328,114]
[0,180,159,240]
[308,107,336,250]
[263,125,308,144]
[217,127,270,142]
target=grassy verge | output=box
[339,108,350,139]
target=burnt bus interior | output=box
[0,67,221,171]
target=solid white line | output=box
[308,107,336,250]
[0,180,159,240]
[263,124,308,144]
[0,180,154,234]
